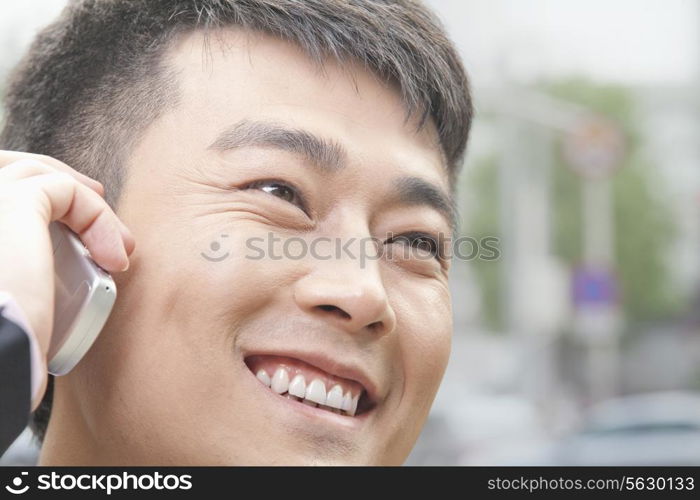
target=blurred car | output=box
[410,393,555,465]
[547,391,700,465]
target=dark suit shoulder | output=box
[0,312,31,456]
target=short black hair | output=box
[0,0,472,443]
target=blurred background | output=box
[1,0,700,465]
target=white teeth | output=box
[326,385,344,409]
[305,379,327,405]
[271,368,290,394]
[341,392,352,412]
[349,394,359,416]
[255,367,363,417]
[288,374,306,398]
[256,369,271,387]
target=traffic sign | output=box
[572,266,618,307]
[564,116,625,179]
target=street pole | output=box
[581,178,618,402]
[567,117,625,404]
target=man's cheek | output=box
[193,228,319,316]
[400,304,452,404]
[414,329,451,389]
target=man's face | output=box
[65,29,453,465]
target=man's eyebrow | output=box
[393,176,458,237]
[208,119,346,171]
[209,120,457,235]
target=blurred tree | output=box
[464,155,503,329]
[465,79,682,331]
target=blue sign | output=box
[572,267,618,307]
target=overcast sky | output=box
[425,0,699,86]
[0,0,698,87]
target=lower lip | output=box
[240,360,371,431]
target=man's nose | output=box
[293,247,397,336]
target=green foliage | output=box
[463,156,504,329]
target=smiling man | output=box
[0,0,471,465]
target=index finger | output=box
[0,150,104,196]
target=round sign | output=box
[564,116,625,179]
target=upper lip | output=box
[243,348,380,405]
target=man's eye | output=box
[244,179,307,213]
[387,231,442,260]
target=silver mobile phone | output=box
[47,222,117,375]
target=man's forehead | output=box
[164,27,449,184]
